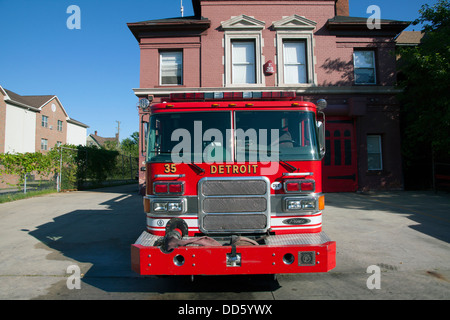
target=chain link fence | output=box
[1,146,138,198]
[57,147,138,191]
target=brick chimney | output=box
[335,0,349,16]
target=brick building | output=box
[128,0,409,192]
[0,85,88,154]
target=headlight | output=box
[301,199,316,210]
[153,202,168,212]
[284,197,319,212]
[168,201,182,212]
[151,199,185,213]
[287,200,302,210]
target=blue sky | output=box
[0,0,437,142]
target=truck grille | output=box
[198,177,270,234]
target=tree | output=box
[121,131,139,157]
[397,0,450,188]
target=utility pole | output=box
[116,120,120,146]
[181,0,184,17]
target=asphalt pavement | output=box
[0,184,449,300]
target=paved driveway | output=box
[0,184,449,300]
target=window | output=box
[147,112,232,163]
[231,40,256,84]
[41,115,48,128]
[283,41,307,84]
[57,120,63,131]
[41,138,48,151]
[354,51,376,84]
[367,135,382,170]
[160,51,183,85]
[273,15,317,87]
[221,15,264,87]
[56,141,62,147]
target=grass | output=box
[0,180,138,204]
[0,188,58,204]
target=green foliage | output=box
[77,145,119,185]
[0,152,54,187]
[1,145,128,191]
[397,0,450,187]
[120,131,139,157]
[398,0,450,158]
[1,131,141,191]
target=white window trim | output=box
[42,115,48,128]
[275,31,316,87]
[41,138,48,151]
[353,50,377,85]
[57,120,63,132]
[222,15,265,87]
[159,50,183,86]
[273,15,317,87]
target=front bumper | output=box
[131,232,336,275]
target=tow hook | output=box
[226,244,241,267]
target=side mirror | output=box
[317,122,326,159]
[316,111,326,159]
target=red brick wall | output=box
[335,0,349,16]
[140,37,202,89]
[35,98,67,153]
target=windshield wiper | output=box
[188,162,205,174]
[281,160,298,171]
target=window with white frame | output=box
[221,15,265,87]
[367,135,382,170]
[273,15,317,87]
[354,50,376,84]
[283,40,307,84]
[57,120,63,131]
[231,40,256,84]
[160,51,183,85]
[41,138,48,151]
[42,115,48,128]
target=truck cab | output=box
[132,92,335,276]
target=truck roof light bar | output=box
[169,91,296,102]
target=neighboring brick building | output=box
[128,0,409,192]
[0,85,88,154]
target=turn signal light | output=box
[154,183,168,194]
[284,180,315,193]
[169,183,183,194]
[286,182,300,192]
[318,195,325,210]
[301,182,314,192]
[153,182,184,195]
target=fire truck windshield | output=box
[147,110,320,163]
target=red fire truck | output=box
[131,91,336,276]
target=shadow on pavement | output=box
[325,191,450,244]
[28,184,280,294]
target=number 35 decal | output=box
[164,164,176,173]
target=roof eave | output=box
[127,17,210,42]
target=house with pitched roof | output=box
[86,131,120,149]
[0,85,89,154]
